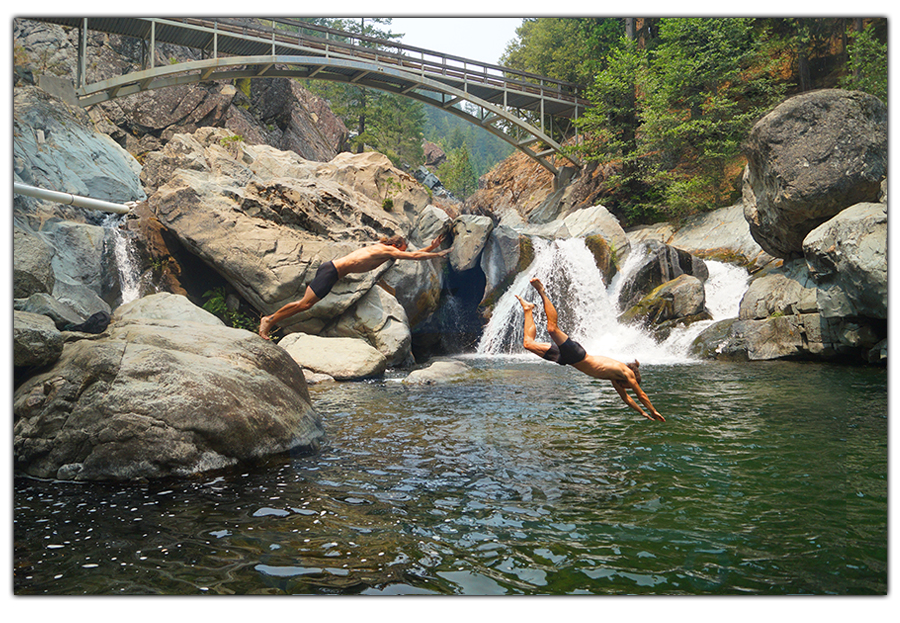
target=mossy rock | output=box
[583,234,617,285]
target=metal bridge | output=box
[27,17,589,176]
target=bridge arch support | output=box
[76,54,581,175]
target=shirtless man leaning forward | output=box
[259,234,450,339]
[515,278,665,422]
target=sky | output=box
[389,17,523,66]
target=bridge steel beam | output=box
[72,53,581,175]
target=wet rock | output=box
[619,274,712,341]
[402,360,472,384]
[617,240,709,311]
[691,312,883,362]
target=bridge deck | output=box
[31,17,588,119]
[24,16,588,174]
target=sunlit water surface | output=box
[14,359,887,595]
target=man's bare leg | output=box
[515,295,552,358]
[529,278,568,345]
[258,287,320,340]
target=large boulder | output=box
[742,89,887,259]
[738,259,819,320]
[277,333,388,381]
[324,285,413,367]
[480,225,528,306]
[13,294,323,482]
[112,291,226,326]
[803,202,887,320]
[141,128,420,326]
[449,215,494,272]
[619,274,712,341]
[557,205,631,261]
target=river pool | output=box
[13,357,887,596]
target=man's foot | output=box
[258,315,273,340]
[529,277,545,293]
[515,295,535,312]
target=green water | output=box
[13,359,887,595]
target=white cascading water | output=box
[103,214,142,305]
[476,237,750,364]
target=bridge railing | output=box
[168,17,587,109]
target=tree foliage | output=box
[840,21,888,102]
[423,105,514,179]
[501,18,623,84]
[438,146,478,199]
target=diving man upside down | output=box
[516,278,665,422]
[259,234,450,339]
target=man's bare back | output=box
[333,241,446,277]
[259,234,449,339]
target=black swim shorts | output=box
[308,260,340,299]
[542,338,587,366]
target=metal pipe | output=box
[14,182,135,215]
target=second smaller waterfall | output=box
[103,214,141,306]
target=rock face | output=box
[13,229,56,299]
[13,294,324,482]
[140,128,435,341]
[13,86,147,321]
[13,86,146,206]
[742,89,887,259]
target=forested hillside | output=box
[502,17,887,224]
[282,17,886,224]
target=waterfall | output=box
[103,214,141,305]
[476,238,750,364]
